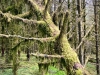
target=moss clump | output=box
[74,69,83,75]
[38,22,51,36]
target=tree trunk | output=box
[72,0,77,49]
[94,0,100,75]
[26,48,30,61]
[1,24,5,57]
[12,49,18,75]
[82,0,86,65]
[77,0,84,65]
[1,38,5,57]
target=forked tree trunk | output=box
[54,12,84,75]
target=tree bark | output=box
[94,0,100,75]
[77,0,84,65]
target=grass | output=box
[85,62,96,75]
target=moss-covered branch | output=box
[0,34,55,42]
[17,11,31,18]
[44,14,60,36]
[25,0,43,20]
[43,0,47,5]
[0,10,45,25]
[0,10,58,37]
[52,2,64,27]
[43,0,51,18]
[31,53,63,58]
[24,0,60,36]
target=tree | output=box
[82,0,86,65]
[77,0,84,65]
[93,0,100,75]
[0,0,90,75]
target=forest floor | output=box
[0,53,97,75]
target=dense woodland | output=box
[0,0,100,75]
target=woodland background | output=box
[0,0,100,75]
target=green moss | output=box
[45,12,60,36]
[75,69,83,75]
[30,0,43,20]
[34,10,43,20]
[38,22,51,36]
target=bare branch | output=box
[75,25,94,51]
[83,55,90,68]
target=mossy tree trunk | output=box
[54,12,83,75]
[12,49,18,75]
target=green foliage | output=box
[48,66,66,75]
[74,69,83,75]
[0,69,13,75]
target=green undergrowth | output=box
[47,66,66,75]
[85,62,96,75]
[0,66,66,75]
[0,53,97,75]
[0,53,66,75]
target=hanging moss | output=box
[34,10,43,20]
[38,22,51,37]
